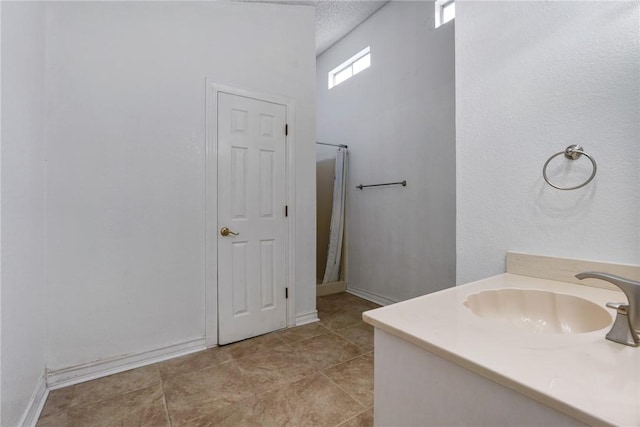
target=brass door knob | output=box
[220,227,239,237]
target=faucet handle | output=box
[606,302,628,313]
[575,271,640,330]
[576,272,640,347]
[604,302,640,347]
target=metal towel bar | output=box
[542,144,597,190]
[316,141,348,148]
[356,180,407,190]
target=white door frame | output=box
[205,80,296,347]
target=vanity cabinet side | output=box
[373,329,587,427]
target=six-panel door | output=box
[217,92,288,345]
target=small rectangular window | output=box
[352,54,371,75]
[435,0,455,28]
[334,67,353,86]
[328,46,371,89]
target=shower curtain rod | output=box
[316,141,348,149]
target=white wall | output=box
[44,1,316,371]
[316,1,456,303]
[1,1,47,425]
[456,2,640,284]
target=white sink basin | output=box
[464,289,612,334]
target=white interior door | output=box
[217,92,288,345]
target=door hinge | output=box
[285,124,288,136]
[285,288,289,299]
[285,205,288,217]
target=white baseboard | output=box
[316,281,346,296]
[18,373,48,427]
[47,338,206,390]
[346,285,397,306]
[295,310,319,326]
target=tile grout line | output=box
[290,307,373,370]
[287,329,368,372]
[322,352,365,372]
[278,325,333,346]
[158,373,173,427]
[318,371,368,420]
[322,355,374,407]
[333,328,372,350]
[335,406,374,427]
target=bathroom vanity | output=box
[363,254,640,426]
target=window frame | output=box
[435,0,455,29]
[328,46,371,90]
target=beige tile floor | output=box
[37,293,380,427]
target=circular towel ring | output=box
[542,144,597,190]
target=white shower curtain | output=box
[322,147,347,284]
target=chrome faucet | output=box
[575,272,640,347]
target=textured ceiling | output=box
[235,0,390,56]
[315,1,389,55]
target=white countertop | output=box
[363,273,640,427]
